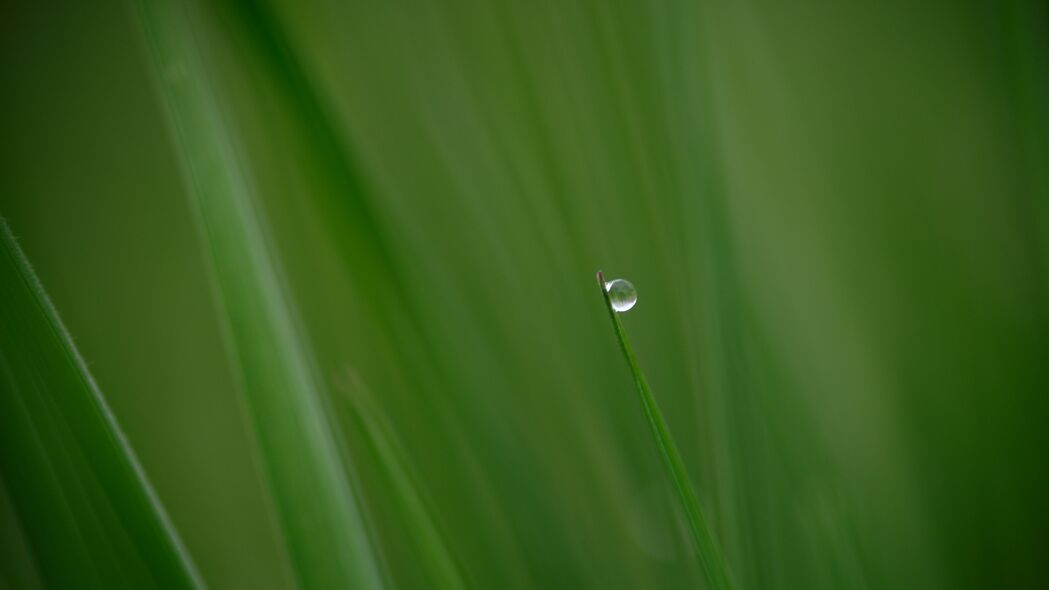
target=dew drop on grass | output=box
[604,278,637,312]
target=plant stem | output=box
[596,271,733,590]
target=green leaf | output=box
[338,372,471,590]
[597,270,734,590]
[0,219,202,589]
[133,1,385,587]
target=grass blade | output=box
[133,1,385,587]
[338,372,471,590]
[0,219,202,588]
[596,270,733,590]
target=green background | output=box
[2,0,1048,587]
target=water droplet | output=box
[604,278,637,312]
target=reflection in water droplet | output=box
[604,278,637,312]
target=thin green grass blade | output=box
[338,372,471,590]
[133,1,384,587]
[0,219,202,589]
[596,270,733,590]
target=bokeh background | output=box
[2,0,1048,587]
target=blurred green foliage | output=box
[2,0,1048,588]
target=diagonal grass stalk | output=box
[0,218,202,588]
[134,1,385,587]
[338,371,471,590]
[596,271,733,590]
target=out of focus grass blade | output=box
[339,372,471,590]
[134,1,384,587]
[0,219,202,589]
[596,271,733,590]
